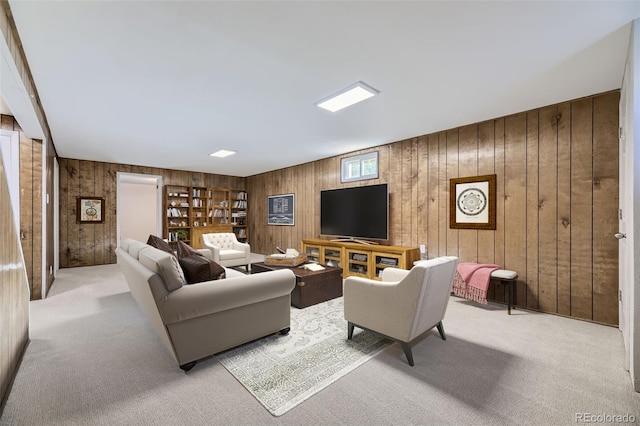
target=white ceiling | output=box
[6,1,640,177]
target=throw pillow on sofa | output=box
[176,241,226,284]
[147,235,175,255]
[176,240,203,258]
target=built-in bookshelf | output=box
[164,185,249,248]
[231,190,249,243]
[164,185,192,245]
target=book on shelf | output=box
[167,207,186,218]
[213,209,228,217]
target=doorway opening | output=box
[116,173,163,247]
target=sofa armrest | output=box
[159,269,296,325]
[197,248,212,258]
[201,241,221,262]
[232,240,250,255]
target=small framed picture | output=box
[76,196,105,223]
[268,193,294,226]
[449,174,496,230]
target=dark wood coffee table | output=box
[251,262,343,308]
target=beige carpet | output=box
[1,264,639,425]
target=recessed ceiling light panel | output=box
[209,149,236,158]
[315,81,379,112]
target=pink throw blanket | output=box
[452,263,500,305]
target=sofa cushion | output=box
[147,235,175,255]
[120,239,134,252]
[224,267,245,278]
[128,241,151,259]
[138,246,186,292]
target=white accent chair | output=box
[343,256,459,366]
[201,233,251,270]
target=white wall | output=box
[118,181,159,243]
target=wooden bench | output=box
[490,270,518,314]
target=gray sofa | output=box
[116,239,296,371]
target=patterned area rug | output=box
[215,297,391,416]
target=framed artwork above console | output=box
[449,174,496,230]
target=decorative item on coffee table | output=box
[265,247,307,267]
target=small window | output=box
[341,151,378,183]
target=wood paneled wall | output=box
[1,115,43,300]
[58,159,245,268]
[248,91,620,325]
[0,145,30,411]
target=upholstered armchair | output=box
[343,256,459,366]
[201,233,251,270]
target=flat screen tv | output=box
[320,183,388,241]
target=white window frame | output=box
[341,151,379,183]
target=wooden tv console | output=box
[301,238,421,281]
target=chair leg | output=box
[347,322,354,339]
[436,321,446,340]
[401,342,414,366]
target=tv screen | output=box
[320,183,388,241]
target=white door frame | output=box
[0,129,20,230]
[619,18,640,392]
[54,157,59,276]
[116,172,163,247]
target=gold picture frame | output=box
[76,196,105,223]
[449,174,496,230]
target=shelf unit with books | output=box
[210,188,230,227]
[231,190,249,243]
[164,185,246,249]
[164,185,192,245]
[191,186,209,229]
